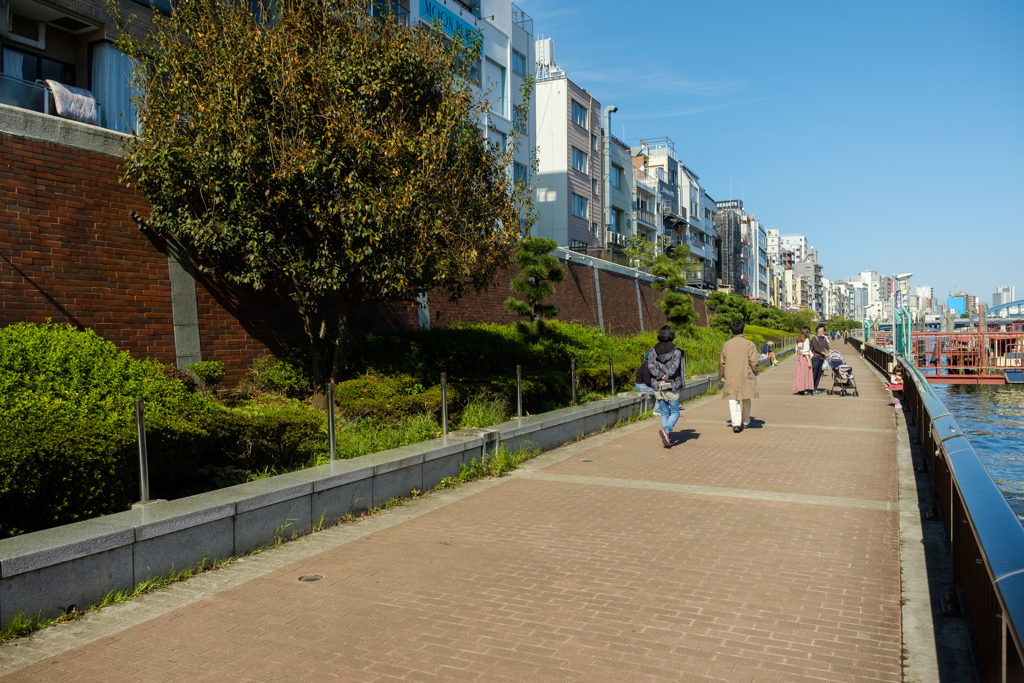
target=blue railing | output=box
[854,339,1024,682]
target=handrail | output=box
[852,338,1024,681]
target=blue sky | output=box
[515,0,1024,305]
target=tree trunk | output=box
[295,295,331,411]
[331,301,376,386]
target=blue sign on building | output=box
[947,296,966,316]
[420,0,481,52]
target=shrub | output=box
[159,363,198,393]
[0,322,217,537]
[335,414,440,460]
[212,402,324,473]
[241,353,312,398]
[187,361,226,391]
[456,397,509,429]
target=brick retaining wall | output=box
[1,116,710,385]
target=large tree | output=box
[114,0,533,405]
[650,246,698,332]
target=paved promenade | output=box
[1,348,905,682]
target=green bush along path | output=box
[0,319,794,537]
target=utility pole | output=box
[602,105,617,251]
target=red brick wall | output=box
[0,131,709,384]
[0,132,176,363]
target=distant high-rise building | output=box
[780,234,808,263]
[994,285,1017,307]
[713,200,750,296]
[916,286,934,313]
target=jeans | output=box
[811,357,825,389]
[635,383,661,415]
[728,399,751,426]
[656,398,680,432]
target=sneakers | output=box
[732,425,742,433]
[659,428,671,448]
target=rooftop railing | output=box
[511,3,533,33]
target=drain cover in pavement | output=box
[298,574,323,582]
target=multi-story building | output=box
[851,282,870,321]
[633,138,681,252]
[994,285,1017,307]
[534,56,602,250]
[755,221,768,301]
[605,134,633,250]
[780,234,809,263]
[858,271,892,307]
[916,286,935,313]
[678,165,718,289]
[0,0,535,144]
[714,200,750,296]
[792,250,823,317]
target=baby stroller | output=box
[829,352,858,396]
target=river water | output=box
[933,384,1024,524]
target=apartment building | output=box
[714,199,750,296]
[605,133,633,249]
[679,165,718,290]
[780,234,809,263]
[0,0,152,132]
[534,61,602,250]
[0,0,535,160]
[633,138,681,249]
[994,285,1017,307]
[792,250,824,316]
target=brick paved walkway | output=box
[1,347,902,682]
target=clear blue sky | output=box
[516,0,1024,304]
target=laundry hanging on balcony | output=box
[42,80,99,126]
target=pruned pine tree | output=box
[650,245,698,332]
[112,0,534,407]
[505,237,565,329]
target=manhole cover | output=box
[297,574,323,582]
[581,459,593,463]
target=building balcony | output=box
[634,209,658,227]
[606,231,627,248]
[0,74,49,116]
[632,169,658,195]
[511,3,533,33]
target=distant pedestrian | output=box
[761,340,778,366]
[792,327,815,394]
[634,347,661,417]
[809,324,831,395]
[650,325,685,448]
[719,318,760,433]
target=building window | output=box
[571,100,587,129]
[2,44,75,85]
[592,179,599,195]
[610,164,622,189]
[591,134,597,150]
[572,193,589,218]
[610,208,619,233]
[485,58,506,117]
[571,146,588,174]
[511,49,527,76]
[705,208,712,220]
[514,162,528,186]
[591,222,598,236]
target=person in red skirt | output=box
[792,327,815,394]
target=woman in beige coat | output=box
[718,318,760,433]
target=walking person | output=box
[634,347,661,417]
[650,325,685,448]
[810,324,831,395]
[792,327,815,394]
[719,319,759,433]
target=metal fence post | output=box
[135,399,150,504]
[327,380,337,461]
[516,365,522,418]
[609,355,616,395]
[571,360,576,405]
[441,372,448,437]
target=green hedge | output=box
[0,322,218,537]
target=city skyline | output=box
[517,0,1023,303]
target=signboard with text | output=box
[420,0,482,53]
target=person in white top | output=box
[791,327,815,394]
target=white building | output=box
[994,285,1017,307]
[780,234,808,263]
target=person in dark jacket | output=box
[650,325,685,448]
[809,324,831,394]
[633,347,661,416]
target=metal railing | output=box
[369,0,410,24]
[634,209,657,226]
[0,73,49,115]
[851,338,1024,682]
[511,3,533,33]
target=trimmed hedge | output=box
[0,322,217,537]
